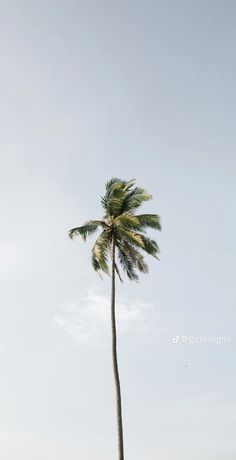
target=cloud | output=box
[54,288,157,345]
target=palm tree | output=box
[69,178,161,460]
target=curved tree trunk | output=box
[111,236,124,460]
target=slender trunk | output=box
[111,236,124,460]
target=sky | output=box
[0,0,236,459]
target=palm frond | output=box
[117,243,139,281]
[140,235,160,258]
[91,230,110,275]
[115,262,123,282]
[121,187,152,212]
[121,242,149,273]
[123,179,136,190]
[116,228,145,249]
[114,212,141,231]
[101,179,127,217]
[102,178,139,217]
[105,177,125,191]
[136,214,161,231]
[69,220,105,241]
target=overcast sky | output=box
[0,1,236,459]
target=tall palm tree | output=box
[69,178,161,460]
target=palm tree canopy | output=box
[69,178,161,281]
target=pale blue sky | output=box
[0,1,236,459]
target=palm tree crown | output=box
[69,178,161,280]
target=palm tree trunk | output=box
[111,236,124,460]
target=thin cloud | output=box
[54,288,157,345]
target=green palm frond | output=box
[102,179,128,217]
[92,230,110,275]
[140,235,160,258]
[117,243,139,281]
[123,179,136,191]
[116,228,145,249]
[135,214,161,231]
[102,179,138,218]
[69,220,105,241]
[121,187,152,212]
[114,213,141,231]
[105,177,125,191]
[121,242,149,274]
[115,262,123,282]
